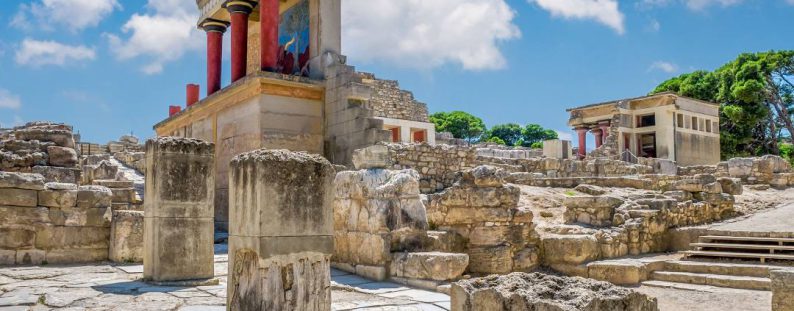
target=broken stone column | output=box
[228,149,335,311]
[143,137,215,283]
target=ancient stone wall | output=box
[426,166,539,275]
[380,144,479,193]
[771,269,794,311]
[358,72,429,122]
[678,155,794,188]
[114,151,145,174]
[0,171,113,265]
[1,122,80,184]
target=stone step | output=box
[641,280,719,292]
[663,260,770,278]
[683,250,794,262]
[698,235,794,244]
[692,242,794,251]
[650,271,771,290]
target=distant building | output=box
[153,0,435,229]
[567,92,721,166]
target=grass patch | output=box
[563,190,577,197]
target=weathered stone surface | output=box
[717,177,743,195]
[574,184,606,195]
[0,171,45,190]
[14,128,75,148]
[542,234,599,266]
[563,196,623,227]
[451,272,658,311]
[0,188,38,207]
[352,144,391,169]
[390,252,468,281]
[46,146,78,167]
[771,269,794,311]
[76,186,112,208]
[144,137,215,282]
[228,149,334,311]
[587,260,647,285]
[38,185,78,208]
[0,228,36,249]
[461,165,508,188]
[109,210,144,263]
[31,166,81,184]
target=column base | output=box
[146,277,220,287]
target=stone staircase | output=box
[643,234,794,291]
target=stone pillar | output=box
[593,130,603,149]
[186,84,200,107]
[143,137,215,283]
[599,123,611,145]
[771,269,794,311]
[201,19,228,96]
[260,0,279,72]
[228,149,335,311]
[576,128,588,159]
[227,1,254,82]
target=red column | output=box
[169,105,182,117]
[227,1,254,82]
[576,128,588,159]
[599,123,610,145]
[594,130,603,149]
[200,19,227,96]
[186,84,200,106]
[260,0,280,72]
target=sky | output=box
[0,0,792,144]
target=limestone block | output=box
[717,177,743,195]
[574,184,606,195]
[0,206,50,225]
[451,273,659,311]
[0,171,45,190]
[0,188,38,207]
[34,225,110,250]
[468,225,524,246]
[352,145,391,169]
[32,166,81,184]
[728,158,754,178]
[461,165,508,188]
[144,217,214,280]
[45,247,108,264]
[109,210,144,263]
[46,146,78,167]
[38,184,78,208]
[16,249,46,265]
[355,265,387,281]
[0,250,15,265]
[14,128,75,148]
[425,230,466,253]
[93,180,134,188]
[763,155,791,173]
[542,234,600,265]
[587,260,647,285]
[467,245,513,274]
[92,161,119,181]
[390,252,468,281]
[512,247,540,272]
[771,269,794,311]
[110,188,136,204]
[76,185,112,208]
[0,228,36,249]
[48,207,110,227]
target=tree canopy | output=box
[487,123,524,146]
[429,111,486,143]
[652,50,794,159]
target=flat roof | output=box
[565,91,719,112]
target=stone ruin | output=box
[451,272,658,311]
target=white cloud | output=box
[106,0,202,74]
[529,0,625,34]
[342,0,521,71]
[649,61,679,73]
[685,0,744,10]
[555,130,573,141]
[0,89,22,110]
[786,0,794,4]
[11,0,120,32]
[15,39,96,67]
[648,19,661,32]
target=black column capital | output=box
[224,0,256,14]
[199,18,230,33]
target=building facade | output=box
[153,0,435,229]
[567,92,721,166]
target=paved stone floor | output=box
[711,202,794,234]
[0,245,450,310]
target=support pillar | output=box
[260,0,280,72]
[599,123,611,145]
[576,128,588,159]
[186,84,200,107]
[200,19,227,96]
[228,150,335,310]
[168,105,181,117]
[226,1,254,82]
[594,130,603,149]
[144,137,216,284]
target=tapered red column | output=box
[594,130,603,149]
[260,0,280,72]
[227,1,254,82]
[599,123,611,145]
[576,127,588,159]
[200,19,228,96]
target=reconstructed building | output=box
[153,0,435,229]
[567,92,721,166]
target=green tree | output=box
[652,50,794,159]
[485,136,507,145]
[487,123,524,146]
[521,124,559,147]
[430,111,486,143]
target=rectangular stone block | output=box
[0,250,15,265]
[109,210,144,263]
[0,188,38,207]
[34,225,110,250]
[0,206,50,225]
[110,188,136,204]
[467,245,513,274]
[32,166,81,184]
[45,248,108,264]
[48,207,110,227]
[772,269,794,311]
[16,249,46,265]
[38,189,78,208]
[0,171,45,190]
[143,217,214,282]
[0,228,36,249]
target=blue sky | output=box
[0,0,792,143]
